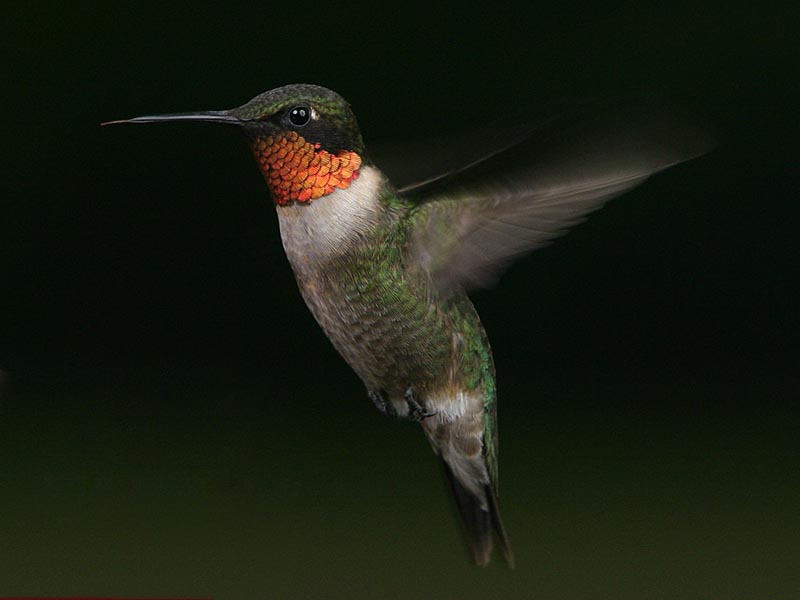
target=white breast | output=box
[276,165,388,264]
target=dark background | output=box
[2,3,797,598]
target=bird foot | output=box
[369,389,397,418]
[405,387,436,422]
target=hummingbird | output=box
[104,83,704,566]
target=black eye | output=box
[289,106,310,126]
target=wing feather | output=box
[408,110,709,293]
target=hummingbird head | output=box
[231,84,366,205]
[104,84,366,206]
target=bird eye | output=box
[289,106,311,126]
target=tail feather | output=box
[440,457,514,567]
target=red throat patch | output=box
[251,131,362,205]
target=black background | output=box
[2,3,797,598]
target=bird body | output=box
[274,161,509,563]
[104,83,706,566]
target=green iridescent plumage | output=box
[105,83,707,567]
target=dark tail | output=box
[440,458,514,567]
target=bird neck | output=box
[274,165,395,263]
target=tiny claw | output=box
[369,389,397,418]
[404,387,436,422]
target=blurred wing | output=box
[409,109,710,293]
[370,109,577,194]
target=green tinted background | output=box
[2,3,797,599]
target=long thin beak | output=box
[101,110,246,127]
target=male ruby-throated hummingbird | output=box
[104,84,704,566]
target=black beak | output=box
[101,110,246,127]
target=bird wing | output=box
[406,108,710,293]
